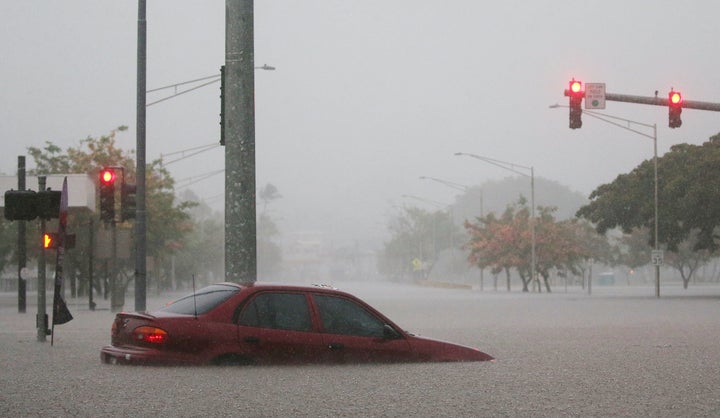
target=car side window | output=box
[314,294,385,338]
[238,292,312,332]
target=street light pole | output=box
[550,104,661,297]
[653,124,659,298]
[454,153,536,287]
[419,176,484,290]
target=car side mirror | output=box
[382,324,402,340]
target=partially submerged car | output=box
[100,283,494,365]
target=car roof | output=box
[215,282,351,296]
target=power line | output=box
[175,169,225,190]
[147,74,220,93]
[161,143,220,166]
[147,78,220,107]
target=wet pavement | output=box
[2,282,720,417]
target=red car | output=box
[100,283,494,365]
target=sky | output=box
[2,1,719,251]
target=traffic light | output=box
[36,190,61,219]
[43,233,58,249]
[219,65,226,146]
[4,190,38,221]
[121,182,137,222]
[99,168,116,223]
[668,90,682,128]
[42,232,75,249]
[4,190,61,221]
[567,79,584,129]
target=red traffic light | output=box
[99,168,116,185]
[668,90,683,129]
[570,80,582,95]
[669,91,682,105]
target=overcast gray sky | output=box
[2,1,719,249]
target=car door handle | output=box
[244,336,260,344]
[328,343,344,350]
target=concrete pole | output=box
[225,0,257,283]
[135,0,148,311]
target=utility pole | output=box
[225,0,257,283]
[17,156,27,313]
[135,0,147,311]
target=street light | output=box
[549,104,660,298]
[419,176,485,290]
[400,194,450,278]
[454,152,536,288]
[419,176,484,216]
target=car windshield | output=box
[159,284,240,315]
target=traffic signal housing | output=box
[668,90,682,128]
[4,190,38,221]
[43,233,58,249]
[219,65,226,146]
[4,190,61,221]
[42,232,75,249]
[121,182,137,222]
[567,80,584,129]
[99,168,117,223]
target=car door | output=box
[236,291,325,364]
[312,293,413,363]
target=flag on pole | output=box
[51,178,73,344]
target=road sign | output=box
[651,250,664,266]
[585,83,606,109]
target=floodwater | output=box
[2,282,720,417]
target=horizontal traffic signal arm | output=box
[601,92,720,112]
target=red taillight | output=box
[132,326,168,344]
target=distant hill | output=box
[452,176,588,223]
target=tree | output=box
[257,183,283,280]
[465,198,604,292]
[664,229,714,289]
[577,133,720,253]
[0,220,17,275]
[616,227,654,283]
[379,207,460,281]
[26,127,195,298]
[559,219,614,288]
[465,203,528,291]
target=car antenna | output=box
[192,274,198,320]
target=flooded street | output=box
[2,282,720,417]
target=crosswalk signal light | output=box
[566,79,584,129]
[99,168,116,223]
[43,233,58,249]
[668,90,682,128]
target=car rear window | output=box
[159,284,239,315]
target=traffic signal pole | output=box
[17,156,27,313]
[37,176,48,342]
